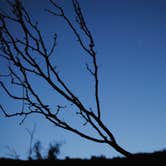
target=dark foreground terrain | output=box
[1,150,166,165]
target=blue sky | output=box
[0,0,166,159]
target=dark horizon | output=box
[0,0,166,160]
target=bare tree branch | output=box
[0,0,133,157]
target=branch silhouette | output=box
[0,0,133,157]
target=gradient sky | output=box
[0,0,166,160]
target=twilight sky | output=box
[0,0,166,160]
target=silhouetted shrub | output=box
[46,143,61,160]
[33,141,43,160]
[29,140,62,160]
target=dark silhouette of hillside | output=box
[1,149,166,165]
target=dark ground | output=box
[1,150,166,165]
